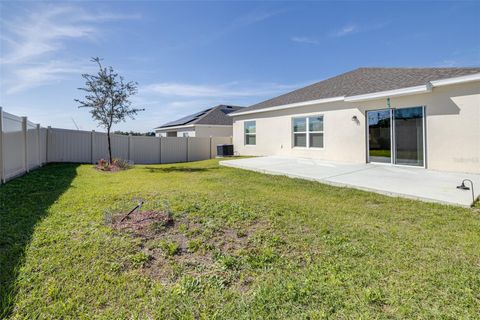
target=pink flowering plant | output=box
[96,158,131,172]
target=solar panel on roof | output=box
[221,108,237,115]
[160,108,212,127]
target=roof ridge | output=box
[156,104,244,129]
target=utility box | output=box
[216,144,234,157]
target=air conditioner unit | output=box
[216,144,234,157]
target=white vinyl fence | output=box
[0,108,232,183]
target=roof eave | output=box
[344,84,430,102]
[229,72,480,117]
[228,96,345,117]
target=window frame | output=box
[292,115,324,149]
[244,120,256,146]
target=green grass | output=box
[1,160,479,319]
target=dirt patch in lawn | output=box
[111,210,273,289]
[112,210,173,233]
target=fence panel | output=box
[161,137,187,164]
[39,127,47,164]
[92,132,130,162]
[1,109,233,184]
[92,132,107,161]
[112,134,129,160]
[49,128,91,163]
[131,136,160,164]
[2,112,25,180]
[26,121,40,170]
[188,137,211,161]
[211,136,233,157]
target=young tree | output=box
[75,57,144,163]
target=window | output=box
[293,115,323,148]
[244,121,256,145]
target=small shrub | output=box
[96,158,131,171]
[113,158,131,170]
[97,159,110,171]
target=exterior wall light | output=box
[456,179,475,205]
[351,115,359,125]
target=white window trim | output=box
[244,120,256,146]
[292,115,324,149]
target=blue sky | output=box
[1,1,479,132]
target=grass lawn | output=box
[1,159,479,319]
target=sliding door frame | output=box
[366,105,426,168]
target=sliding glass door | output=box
[394,107,424,166]
[367,106,424,167]
[367,109,392,163]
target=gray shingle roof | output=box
[232,67,480,114]
[156,105,244,129]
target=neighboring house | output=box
[155,105,243,137]
[229,67,480,173]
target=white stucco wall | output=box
[194,125,233,137]
[232,81,480,173]
[155,127,196,137]
[156,125,233,138]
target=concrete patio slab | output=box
[220,156,480,207]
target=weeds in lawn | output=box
[2,159,480,319]
[130,252,151,268]
[159,240,181,256]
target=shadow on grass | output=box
[0,164,78,318]
[144,166,218,173]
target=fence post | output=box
[22,116,28,173]
[0,107,4,183]
[36,124,41,168]
[91,130,95,164]
[46,126,51,163]
[209,136,213,159]
[186,137,189,162]
[158,136,161,164]
[128,133,132,162]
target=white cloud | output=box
[233,9,284,27]
[141,82,302,98]
[330,22,389,38]
[291,36,319,45]
[0,4,140,93]
[332,24,358,37]
[135,81,308,129]
[5,61,89,94]
[165,8,285,50]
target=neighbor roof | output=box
[156,105,244,129]
[231,67,480,114]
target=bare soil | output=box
[111,210,263,287]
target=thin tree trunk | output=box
[107,128,112,163]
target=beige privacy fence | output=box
[0,108,232,183]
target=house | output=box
[155,105,243,137]
[229,68,480,173]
